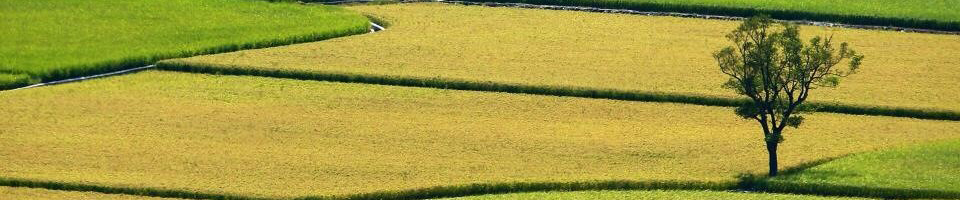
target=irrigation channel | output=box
[5,2,960,199]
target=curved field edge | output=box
[0,186,184,200]
[0,0,371,90]
[0,177,264,200]
[155,61,960,121]
[0,29,370,90]
[441,190,869,200]
[4,177,959,200]
[765,139,960,195]
[449,0,960,31]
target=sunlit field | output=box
[0,0,369,89]
[454,0,960,30]
[773,139,960,193]
[0,186,180,200]
[169,3,960,113]
[1,71,958,198]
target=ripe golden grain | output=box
[1,71,957,197]
[175,3,960,112]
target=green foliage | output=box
[0,0,370,89]
[715,15,864,134]
[456,0,960,31]
[0,73,37,90]
[715,15,864,176]
[785,115,803,128]
[734,103,759,119]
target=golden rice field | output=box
[0,186,179,200]
[171,3,960,112]
[443,190,866,200]
[1,71,958,198]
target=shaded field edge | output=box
[0,177,269,200]
[5,156,957,199]
[0,177,730,200]
[739,179,960,199]
[6,176,959,200]
[154,61,960,121]
[0,19,372,91]
[449,0,960,32]
[305,180,734,200]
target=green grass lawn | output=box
[458,0,960,31]
[2,70,959,198]
[0,0,369,89]
[772,139,960,193]
[440,190,866,199]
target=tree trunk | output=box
[766,141,779,176]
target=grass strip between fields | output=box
[5,176,959,199]
[450,0,960,31]
[0,177,266,200]
[155,61,960,121]
[312,180,733,199]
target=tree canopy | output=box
[714,15,864,176]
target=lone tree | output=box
[713,15,864,176]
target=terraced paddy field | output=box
[453,0,960,31]
[166,3,960,115]
[0,186,180,200]
[1,71,959,198]
[771,139,960,193]
[443,190,866,200]
[0,0,369,89]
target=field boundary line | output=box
[155,61,960,121]
[5,155,958,200]
[439,1,960,34]
[0,177,271,200]
[1,21,385,93]
[6,65,157,91]
[302,180,735,199]
[312,0,960,35]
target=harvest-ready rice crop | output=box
[453,0,960,31]
[0,186,180,200]
[168,3,960,114]
[0,0,369,89]
[771,139,960,193]
[1,71,959,198]
[441,190,867,200]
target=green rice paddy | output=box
[772,139,960,193]
[0,0,369,89]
